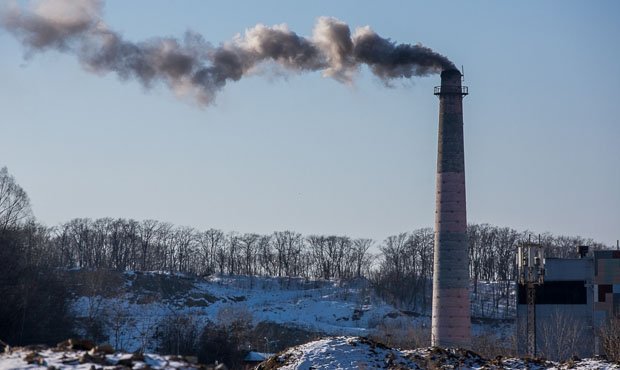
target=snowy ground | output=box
[68,271,401,352]
[259,336,620,370]
[1,338,618,370]
[0,342,206,370]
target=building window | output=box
[518,281,587,305]
[598,284,612,302]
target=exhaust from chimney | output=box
[431,69,470,348]
[1,0,455,106]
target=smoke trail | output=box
[1,0,455,105]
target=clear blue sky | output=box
[1,1,618,246]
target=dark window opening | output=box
[518,281,587,305]
[598,284,612,302]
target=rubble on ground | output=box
[257,336,620,370]
[0,339,226,370]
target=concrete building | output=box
[517,248,620,358]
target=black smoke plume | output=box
[1,0,455,105]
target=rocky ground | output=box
[2,337,619,370]
[257,336,620,370]
[0,339,224,370]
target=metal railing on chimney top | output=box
[434,86,468,95]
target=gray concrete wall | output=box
[545,258,593,281]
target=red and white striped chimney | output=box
[431,69,471,348]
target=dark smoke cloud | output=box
[353,26,455,80]
[1,0,455,105]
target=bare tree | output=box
[107,300,136,351]
[539,307,588,360]
[599,315,620,361]
[227,232,240,275]
[308,235,329,279]
[409,228,434,311]
[153,222,174,271]
[173,226,198,273]
[239,233,259,276]
[0,167,32,231]
[137,219,160,271]
[256,234,274,276]
[157,311,200,356]
[197,228,224,276]
[272,231,303,280]
[352,239,373,278]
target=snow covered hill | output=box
[66,270,403,352]
[59,270,515,360]
[257,336,620,370]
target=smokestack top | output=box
[435,68,467,96]
[440,69,462,87]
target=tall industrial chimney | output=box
[431,69,471,348]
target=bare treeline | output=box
[21,216,606,293]
[31,218,374,281]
